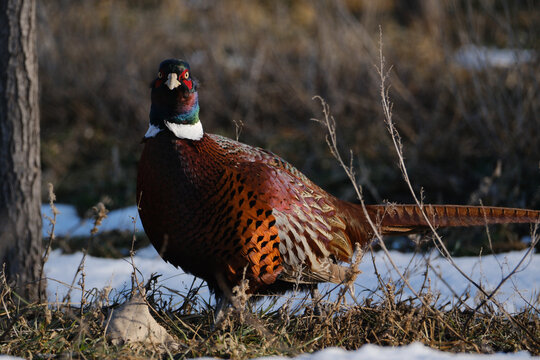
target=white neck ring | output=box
[165,120,203,140]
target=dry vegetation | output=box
[2,279,540,359]
[38,0,539,222]
[37,0,540,254]
[38,0,539,255]
[1,0,539,358]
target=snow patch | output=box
[41,204,143,238]
[454,45,536,70]
[44,246,539,315]
[191,342,535,360]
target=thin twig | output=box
[40,183,59,303]
[63,203,108,305]
[374,27,540,345]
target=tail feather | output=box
[363,204,540,236]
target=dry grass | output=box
[38,1,539,225]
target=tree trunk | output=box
[0,0,43,302]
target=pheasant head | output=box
[145,59,202,140]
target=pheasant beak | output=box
[165,73,181,90]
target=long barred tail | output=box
[363,204,540,235]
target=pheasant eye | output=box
[158,71,163,79]
[184,71,189,79]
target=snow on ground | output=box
[2,342,536,360]
[41,204,142,238]
[45,246,203,306]
[44,245,540,314]
[214,343,537,360]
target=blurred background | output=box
[37,0,539,253]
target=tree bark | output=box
[0,0,43,302]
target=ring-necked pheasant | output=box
[137,59,539,306]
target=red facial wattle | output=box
[180,69,193,90]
